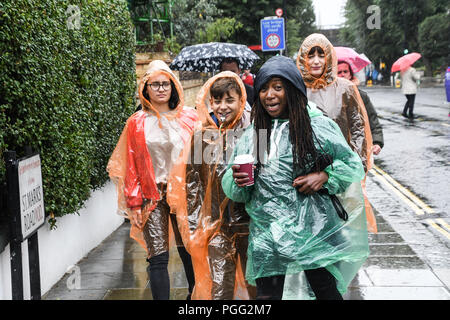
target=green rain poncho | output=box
[221,59,369,298]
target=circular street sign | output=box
[276,8,283,17]
[266,33,280,48]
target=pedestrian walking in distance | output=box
[401,65,421,119]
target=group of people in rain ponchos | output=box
[107,33,376,300]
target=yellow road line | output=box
[435,218,450,232]
[370,169,425,216]
[427,219,450,240]
[372,165,434,214]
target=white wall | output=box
[0,181,123,299]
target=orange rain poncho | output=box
[297,33,377,233]
[167,71,255,300]
[107,60,199,255]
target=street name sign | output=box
[18,154,45,241]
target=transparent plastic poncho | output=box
[167,71,255,299]
[107,60,199,254]
[297,33,377,233]
[221,105,369,299]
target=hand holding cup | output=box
[232,154,255,187]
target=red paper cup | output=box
[234,154,254,186]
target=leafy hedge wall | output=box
[0,0,136,227]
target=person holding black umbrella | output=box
[220,57,255,107]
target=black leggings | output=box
[147,247,195,300]
[255,268,343,300]
[403,94,416,117]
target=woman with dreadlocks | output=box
[221,56,369,300]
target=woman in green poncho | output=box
[221,56,369,300]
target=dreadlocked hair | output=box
[251,77,322,175]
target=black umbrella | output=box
[170,42,260,73]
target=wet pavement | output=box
[43,86,450,300]
[42,209,450,300]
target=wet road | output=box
[362,85,450,289]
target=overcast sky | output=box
[312,0,347,28]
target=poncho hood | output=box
[195,71,250,130]
[297,33,338,89]
[254,55,307,99]
[138,60,185,119]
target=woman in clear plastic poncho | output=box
[107,60,198,300]
[221,56,369,300]
[297,33,377,233]
[167,71,256,299]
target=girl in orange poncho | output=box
[167,71,256,300]
[107,60,198,299]
[297,33,377,233]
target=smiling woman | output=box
[259,77,288,119]
[222,55,369,300]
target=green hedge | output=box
[0,0,136,227]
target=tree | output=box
[171,0,222,47]
[215,0,316,63]
[418,12,450,75]
[195,18,243,43]
[285,2,316,57]
[340,0,447,79]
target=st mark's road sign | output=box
[18,154,45,241]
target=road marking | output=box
[442,123,450,127]
[372,165,434,214]
[370,169,425,216]
[436,218,450,232]
[427,219,450,240]
[371,166,449,242]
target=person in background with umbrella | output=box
[391,52,422,119]
[400,64,421,119]
[337,60,384,155]
[220,58,255,107]
[170,42,260,108]
[107,60,198,300]
[297,34,377,234]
